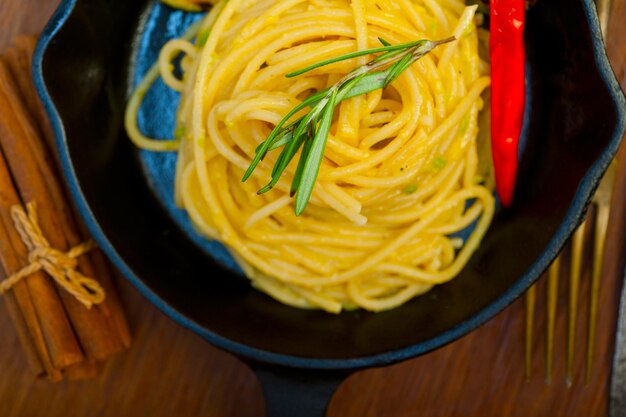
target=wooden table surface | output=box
[1,1,626,416]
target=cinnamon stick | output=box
[4,38,131,350]
[0,144,81,376]
[87,251,132,348]
[4,36,55,151]
[18,106,132,353]
[0,61,124,361]
[0,33,132,381]
[3,55,132,353]
[0,267,45,377]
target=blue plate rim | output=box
[32,0,626,370]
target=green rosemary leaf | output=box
[271,125,306,178]
[255,122,293,154]
[378,37,392,47]
[244,125,291,181]
[286,39,426,78]
[242,152,264,182]
[334,72,369,104]
[300,88,331,108]
[256,182,274,195]
[370,41,426,65]
[268,129,295,151]
[262,104,324,190]
[294,89,338,215]
[369,48,409,66]
[257,131,306,194]
[397,51,421,73]
[290,135,314,197]
[243,137,276,181]
[338,71,387,101]
[243,97,317,182]
[383,53,414,87]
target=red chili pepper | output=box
[490,0,526,207]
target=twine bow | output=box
[0,202,105,308]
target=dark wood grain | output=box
[1,1,626,416]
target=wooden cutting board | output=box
[1,1,626,416]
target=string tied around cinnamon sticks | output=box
[0,202,105,308]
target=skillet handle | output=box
[254,365,350,417]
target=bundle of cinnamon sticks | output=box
[0,35,131,381]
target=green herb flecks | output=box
[174,125,186,140]
[196,29,210,47]
[243,37,456,216]
[459,114,470,135]
[403,184,418,194]
[433,156,448,172]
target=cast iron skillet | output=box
[33,0,626,415]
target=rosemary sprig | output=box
[242,36,455,216]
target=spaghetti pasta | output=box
[126,0,495,313]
